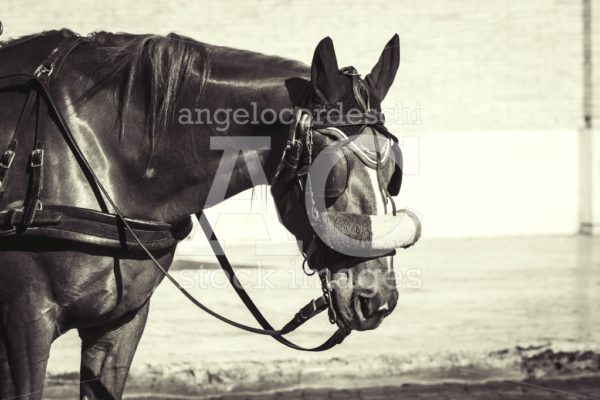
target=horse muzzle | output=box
[330,269,400,331]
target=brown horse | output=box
[0,29,418,399]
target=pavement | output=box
[125,377,600,399]
[44,236,600,399]
[202,378,600,400]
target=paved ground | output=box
[42,236,600,400]
[49,236,600,393]
[201,378,600,400]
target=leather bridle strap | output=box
[311,111,385,128]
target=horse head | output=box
[272,35,421,331]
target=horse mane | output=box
[4,29,307,154]
[0,29,77,48]
[87,31,211,153]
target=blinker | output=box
[311,145,348,199]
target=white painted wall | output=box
[397,129,580,238]
[188,129,579,247]
[1,0,586,239]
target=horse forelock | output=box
[88,32,210,153]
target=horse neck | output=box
[149,49,311,223]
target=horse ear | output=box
[365,34,400,101]
[311,37,345,105]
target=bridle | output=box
[0,38,400,351]
[271,66,402,326]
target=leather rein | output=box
[0,38,389,351]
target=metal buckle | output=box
[320,273,337,325]
[299,299,317,320]
[0,150,15,169]
[323,292,337,325]
[30,149,44,168]
[340,66,361,76]
[34,62,54,78]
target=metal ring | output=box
[302,258,316,276]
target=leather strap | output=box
[341,66,370,112]
[21,37,84,225]
[1,209,63,229]
[0,90,37,197]
[311,111,384,128]
[0,205,192,253]
[0,38,85,224]
[22,95,45,226]
[0,74,38,89]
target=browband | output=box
[309,65,385,128]
[311,110,385,128]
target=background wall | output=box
[0,0,587,238]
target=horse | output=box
[0,28,420,399]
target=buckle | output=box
[30,149,44,168]
[299,299,318,320]
[340,66,360,76]
[319,273,338,325]
[324,291,337,325]
[2,208,23,228]
[0,150,15,169]
[34,62,54,78]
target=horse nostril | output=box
[378,302,389,312]
[358,295,387,320]
[359,296,371,319]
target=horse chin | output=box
[329,260,399,332]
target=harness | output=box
[0,37,193,250]
[0,38,400,352]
